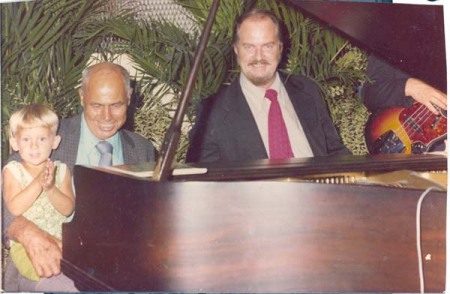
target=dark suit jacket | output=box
[54,114,155,172]
[361,55,412,112]
[186,73,350,163]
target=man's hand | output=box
[7,216,62,277]
[405,78,447,115]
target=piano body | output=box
[62,154,447,292]
[62,1,447,292]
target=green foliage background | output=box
[1,0,370,165]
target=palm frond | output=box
[1,0,111,162]
[2,0,371,163]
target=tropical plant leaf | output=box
[2,0,371,163]
[1,0,110,162]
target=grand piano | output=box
[61,1,447,292]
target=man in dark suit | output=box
[186,8,349,163]
[362,55,447,115]
[362,55,447,153]
[3,62,155,291]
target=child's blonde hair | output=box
[9,104,59,138]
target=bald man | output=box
[3,62,155,291]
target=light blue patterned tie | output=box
[96,141,113,166]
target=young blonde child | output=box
[2,104,78,291]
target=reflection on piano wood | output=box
[62,154,447,292]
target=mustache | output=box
[248,60,269,66]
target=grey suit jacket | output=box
[53,114,155,172]
[2,113,155,242]
[186,73,350,163]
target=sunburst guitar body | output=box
[365,103,447,154]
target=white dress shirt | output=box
[240,73,314,158]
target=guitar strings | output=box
[405,104,433,134]
[398,104,432,137]
[392,104,440,145]
[389,104,423,140]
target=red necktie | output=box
[265,89,294,159]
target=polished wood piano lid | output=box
[287,0,446,91]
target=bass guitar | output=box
[365,103,447,154]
